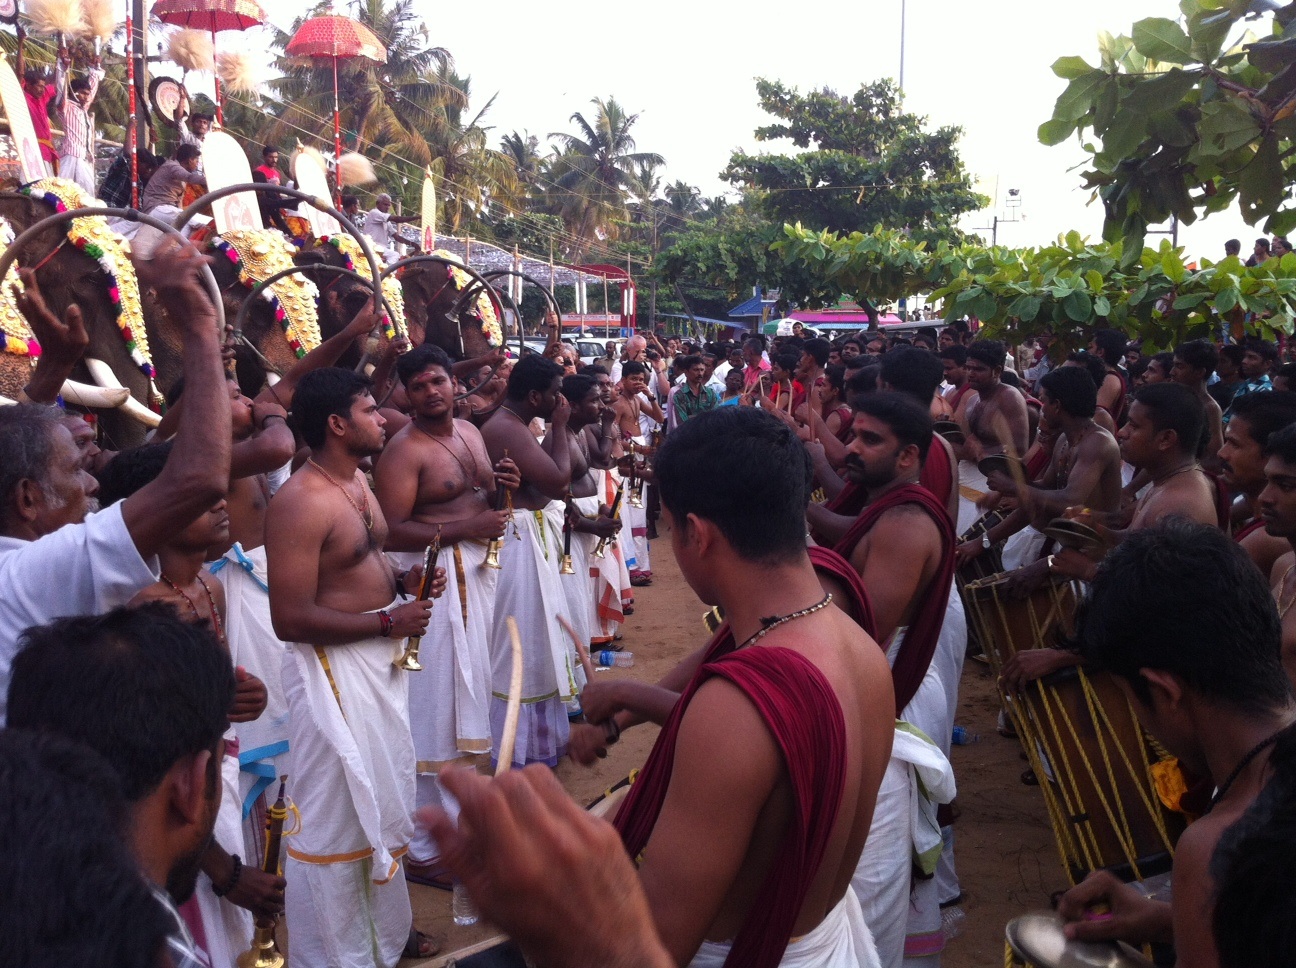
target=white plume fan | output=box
[25,0,88,37]
[338,152,378,187]
[216,50,260,95]
[80,0,119,41]
[165,29,214,74]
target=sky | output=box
[218,0,1270,263]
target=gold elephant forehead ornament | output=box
[321,233,407,342]
[21,178,156,400]
[0,216,39,360]
[216,229,322,358]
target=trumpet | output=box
[236,778,290,968]
[560,495,575,575]
[394,533,441,671]
[483,459,510,569]
[592,483,624,559]
[627,440,645,509]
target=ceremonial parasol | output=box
[285,15,387,204]
[151,0,266,124]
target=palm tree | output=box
[548,97,664,262]
[425,85,521,235]
[500,130,544,202]
[265,0,465,166]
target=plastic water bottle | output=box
[940,906,966,941]
[452,880,479,926]
[951,725,979,745]
[596,650,634,668]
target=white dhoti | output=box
[184,737,253,968]
[688,887,880,968]
[1001,524,1047,572]
[58,153,95,194]
[391,541,496,866]
[623,436,652,574]
[282,610,415,968]
[932,581,967,907]
[853,723,957,968]
[566,496,604,653]
[956,461,988,537]
[488,508,577,768]
[209,542,292,861]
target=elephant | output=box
[0,192,163,450]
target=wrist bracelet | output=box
[211,854,242,897]
[377,609,394,637]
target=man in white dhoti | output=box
[481,354,580,767]
[374,344,518,885]
[266,367,445,966]
[612,360,663,586]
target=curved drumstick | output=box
[495,616,524,775]
[558,614,597,683]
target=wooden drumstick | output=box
[991,412,1031,504]
[558,614,597,683]
[495,616,524,776]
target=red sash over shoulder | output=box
[832,483,955,715]
[1235,518,1266,542]
[920,437,954,510]
[614,640,848,968]
[808,545,877,639]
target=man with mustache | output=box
[1217,392,1296,575]
[830,392,958,968]
[0,244,231,722]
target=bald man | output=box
[362,193,418,262]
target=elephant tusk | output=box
[85,358,162,428]
[0,393,14,405]
[266,372,280,386]
[59,380,130,409]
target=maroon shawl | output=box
[920,437,955,510]
[832,483,955,716]
[614,641,848,968]
[808,545,877,639]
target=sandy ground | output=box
[402,529,1070,967]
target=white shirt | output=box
[362,209,396,249]
[0,502,159,724]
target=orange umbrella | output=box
[286,15,387,202]
[152,0,267,124]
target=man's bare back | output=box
[637,604,893,962]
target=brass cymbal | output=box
[934,420,965,444]
[1005,912,1153,968]
[979,454,1023,479]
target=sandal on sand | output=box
[403,929,444,959]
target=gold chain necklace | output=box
[414,422,483,493]
[736,594,834,651]
[308,459,373,531]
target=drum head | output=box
[934,420,965,444]
[1005,912,1153,968]
[587,775,634,819]
[149,77,189,129]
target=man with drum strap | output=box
[961,367,1122,580]
[1217,391,1296,576]
[828,392,958,968]
[372,343,518,886]
[1000,383,1221,694]
[1053,521,1296,968]
[951,340,1031,534]
[481,354,581,767]
[591,407,894,968]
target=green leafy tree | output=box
[1041,0,1296,259]
[548,97,665,261]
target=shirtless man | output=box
[577,406,894,967]
[938,345,972,412]
[962,367,1121,578]
[1171,339,1225,472]
[374,343,519,883]
[830,392,958,966]
[480,354,580,766]
[558,374,622,651]
[1219,392,1296,575]
[266,367,445,967]
[953,340,1030,534]
[1089,329,1129,426]
[1257,424,1296,687]
[614,360,664,584]
[1054,521,1296,968]
[614,360,666,439]
[1002,383,1219,692]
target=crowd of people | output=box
[1,224,1294,968]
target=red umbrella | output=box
[152,0,268,124]
[286,15,387,203]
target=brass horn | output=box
[394,533,441,671]
[235,778,290,968]
[592,483,624,559]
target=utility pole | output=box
[899,0,907,97]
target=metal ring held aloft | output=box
[235,263,396,339]
[381,253,501,360]
[480,268,564,361]
[0,205,226,334]
[169,184,382,311]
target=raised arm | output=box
[120,245,229,560]
[255,300,383,409]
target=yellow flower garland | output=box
[322,234,408,341]
[217,229,322,356]
[0,216,40,359]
